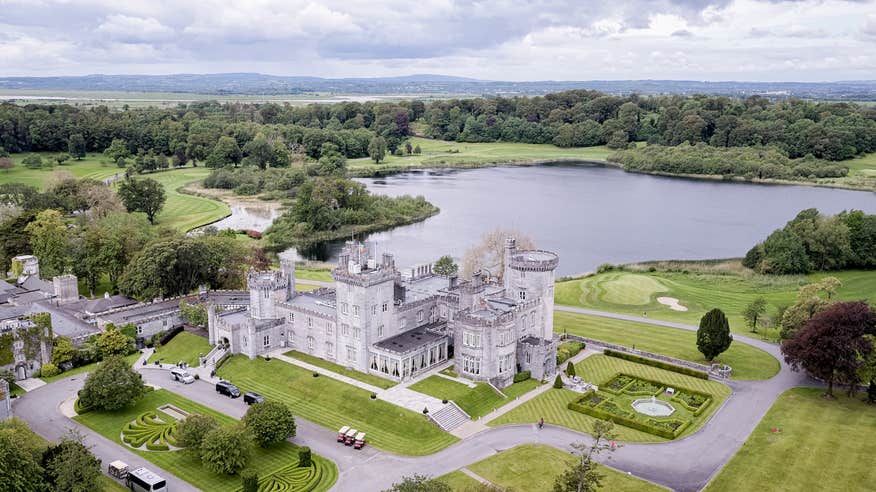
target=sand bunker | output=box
[657,297,688,312]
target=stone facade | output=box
[208,238,559,388]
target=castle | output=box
[208,239,559,388]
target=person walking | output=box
[538,417,544,429]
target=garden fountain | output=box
[631,395,675,417]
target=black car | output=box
[215,381,240,398]
[243,392,265,405]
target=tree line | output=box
[743,208,876,275]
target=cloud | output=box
[96,15,174,43]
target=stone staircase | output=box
[429,402,470,432]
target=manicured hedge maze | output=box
[122,411,180,451]
[243,456,335,492]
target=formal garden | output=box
[489,354,730,441]
[567,373,712,439]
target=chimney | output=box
[382,253,395,269]
[448,275,458,290]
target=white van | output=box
[126,467,168,492]
[169,367,195,384]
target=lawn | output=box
[0,152,121,188]
[283,350,396,389]
[555,267,876,338]
[40,352,141,383]
[488,354,730,442]
[438,444,662,492]
[141,168,229,231]
[295,283,321,291]
[294,268,333,283]
[148,332,212,367]
[347,137,613,175]
[410,375,542,418]
[707,387,876,492]
[217,355,457,455]
[75,389,337,492]
[554,311,780,380]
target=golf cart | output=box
[353,432,367,449]
[344,428,358,445]
[337,425,350,443]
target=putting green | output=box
[597,273,669,305]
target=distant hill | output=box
[0,73,874,100]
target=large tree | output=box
[24,209,69,277]
[117,177,166,224]
[461,228,535,280]
[96,324,134,359]
[782,301,876,397]
[67,134,86,160]
[41,431,101,492]
[206,136,243,168]
[383,475,452,492]
[242,401,296,447]
[696,308,733,362]
[199,426,253,475]
[780,277,839,339]
[553,420,618,492]
[0,421,46,492]
[368,136,387,163]
[103,138,130,165]
[433,255,458,276]
[742,297,768,334]
[78,355,146,411]
[176,414,218,453]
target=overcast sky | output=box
[1,0,875,81]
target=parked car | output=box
[243,392,264,405]
[169,367,194,384]
[353,432,366,449]
[337,425,350,443]
[344,428,358,446]
[215,381,240,398]
[126,467,167,492]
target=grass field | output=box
[283,350,396,389]
[488,354,730,442]
[706,387,876,492]
[555,266,876,338]
[294,268,334,283]
[76,389,337,492]
[0,152,121,188]
[148,332,212,367]
[438,444,662,492]
[40,352,141,384]
[217,355,457,455]
[347,137,613,175]
[409,376,541,418]
[142,168,229,231]
[555,312,780,380]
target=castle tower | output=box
[506,246,559,340]
[280,258,296,301]
[247,270,286,320]
[53,274,79,305]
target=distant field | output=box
[348,137,613,174]
[0,152,121,188]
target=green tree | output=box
[179,300,208,327]
[553,374,564,389]
[54,153,70,166]
[242,401,296,447]
[22,155,43,169]
[780,278,839,339]
[433,255,458,276]
[241,470,259,492]
[696,308,733,362]
[553,420,618,492]
[176,414,218,452]
[25,209,69,277]
[96,325,134,359]
[52,336,75,366]
[383,475,452,492]
[242,133,274,169]
[94,211,156,290]
[117,177,166,224]
[78,355,145,411]
[67,134,86,160]
[413,144,421,155]
[199,426,253,475]
[298,446,311,467]
[206,136,243,168]
[368,136,387,163]
[565,361,577,377]
[742,297,767,333]
[314,143,346,176]
[0,426,46,492]
[103,139,130,165]
[42,431,101,492]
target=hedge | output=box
[603,349,709,380]
[513,371,531,383]
[159,326,184,346]
[215,352,232,370]
[557,341,586,365]
[567,391,690,440]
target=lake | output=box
[283,164,876,275]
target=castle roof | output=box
[373,321,447,355]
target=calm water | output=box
[283,164,876,275]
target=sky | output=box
[1,0,875,81]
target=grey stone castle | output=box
[208,238,559,388]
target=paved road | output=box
[15,307,816,492]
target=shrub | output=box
[145,442,169,451]
[603,350,709,379]
[298,446,312,468]
[553,374,564,389]
[177,414,218,451]
[78,356,145,411]
[40,362,61,377]
[159,326,184,346]
[199,426,253,475]
[241,470,259,492]
[565,362,576,377]
[243,401,296,447]
[513,371,531,383]
[603,374,634,393]
[215,352,232,370]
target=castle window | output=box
[353,305,360,317]
[371,305,377,315]
[288,313,294,323]
[378,324,384,337]
[354,327,361,339]
[346,345,356,362]
[326,324,333,336]
[307,336,314,350]
[263,335,270,347]
[519,290,526,300]
[400,318,407,329]
[382,303,388,312]
[342,324,350,336]
[326,342,334,356]
[341,303,348,315]
[499,354,512,373]
[136,326,143,335]
[463,331,481,348]
[417,310,424,322]
[307,317,313,328]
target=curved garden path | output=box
[14,307,816,492]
